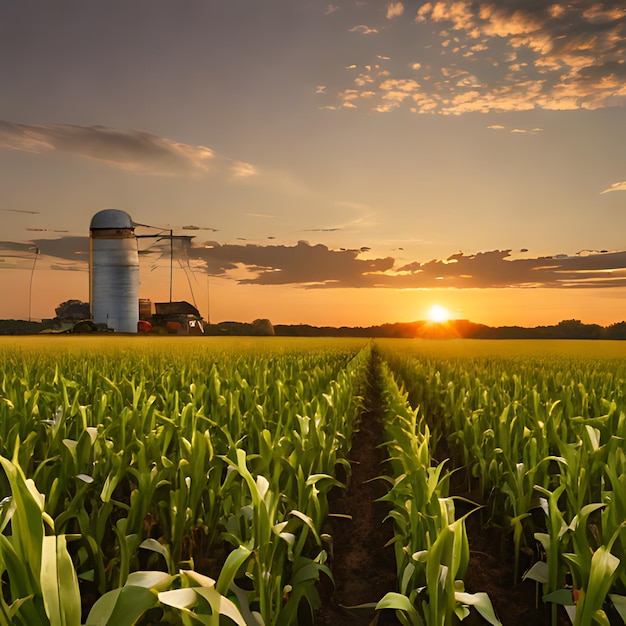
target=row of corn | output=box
[0,337,368,625]
[379,341,626,625]
[374,354,501,626]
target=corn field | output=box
[1,337,626,625]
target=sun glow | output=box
[428,304,451,323]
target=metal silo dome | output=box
[89,209,139,333]
[90,209,134,230]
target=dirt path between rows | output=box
[315,354,401,625]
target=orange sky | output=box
[6,261,626,328]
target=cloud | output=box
[0,121,256,178]
[194,246,626,290]
[601,181,626,193]
[326,0,626,114]
[349,25,379,35]
[0,237,87,271]
[6,235,626,292]
[0,241,39,253]
[182,225,218,232]
[30,237,89,260]
[195,240,394,287]
[301,228,342,232]
[229,160,259,178]
[386,2,404,19]
[385,249,626,290]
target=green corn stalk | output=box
[561,503,606,593]
[220,445,334,626]
[534,484,569,626]
[572,544,621,626]
[0,452,81,626]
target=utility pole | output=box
[28,246,39,322]
[206,275,211,324]
[169,229,173,302]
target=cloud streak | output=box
[326,0,626,114]
[348,24,378,35]
[601,181,626,193]
[0,121,258,178]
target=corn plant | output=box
[376,356,500,626]
[0,450,81,625]
[87,569,246,626]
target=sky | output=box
[2,0,626,327]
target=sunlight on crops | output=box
[377,337,626,360]
[2,335,626,625]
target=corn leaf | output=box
[40,535,81,626]
[86,586,157,626]
[575,547,620,626]
[454,591,502,625]
[192,587,247,626]
[125,571,175,592]
[215,545,252,596]
[523,561,549,584]
[0,456,44,582]
[376,592,424,626]
[158,588,197,610]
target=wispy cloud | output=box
[326,0,626,114]
[489,123,544,134]
[181,225,218,232]
[0,121,258,178]
[229,160,259,178]
[349,24,379,35]
[601,181,626,194]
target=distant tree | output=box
[252,318,275,336]
[555,319,602,339]
[55,299,90,322]
[605,321,626,340]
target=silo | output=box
[89,209,139,333]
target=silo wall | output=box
[89,211,139,333]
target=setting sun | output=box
[428,304,451,323]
